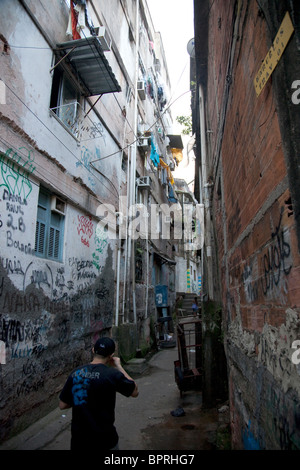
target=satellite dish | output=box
[187,38,195,58]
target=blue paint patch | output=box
[243,420,260,450]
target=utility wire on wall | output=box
[89,89,191,164]
[4,38,191,163]
[0,30,191,198]
[0,78,120,199]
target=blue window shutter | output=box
[48,211,63,260]
[48,226,60,259]
[35,220,46,256]
[35,197,48,257]
[35,188,64,261]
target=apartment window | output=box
[50,67,80,134]
[135,243,143,282]
[35,188,65,261]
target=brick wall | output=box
[199,0,300,449]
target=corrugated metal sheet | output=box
[55,37,121,96]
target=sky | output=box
[147,0,194,130]
[147,0,195,185]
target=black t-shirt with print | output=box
[59,363,135,449]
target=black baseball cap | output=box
[93,337,115,357]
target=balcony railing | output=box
[50,101,104,142]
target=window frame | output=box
[35,187,65,262]
[50,65,81,138]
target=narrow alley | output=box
[0,343,230,452]
[1,0,300,452]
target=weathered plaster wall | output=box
[0,144,116,440]
[0,0,175,441]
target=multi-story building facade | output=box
[193,0,300,449]
[0,0,183,440]
[173,177,202,297]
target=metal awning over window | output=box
[154,251,176,266]
[167,134,184,149]
[54,37,121,96]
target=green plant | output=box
[176,115,192,135]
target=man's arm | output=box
[109,356,139,397]
[59,399,71,410]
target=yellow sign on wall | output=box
[254,11,294,97]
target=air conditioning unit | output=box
[137,176,152,190]
[97,26,111,51]
[137,81,146,100]
[154,59,161,73]
[138,137,150,149]
[51,196,66,215]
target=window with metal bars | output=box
[35,188,65,261]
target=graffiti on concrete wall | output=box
[77,214,94,247]
[0,148,34,256]
[266,383,300,450]
[242,420,260,450]
[92,226,108,271]
[76,146,103,189]
[0,250,114,415]
[0,145,116,442]
[0,148,35,200]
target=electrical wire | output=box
[0,77,119,199]
[0,135,104,206]
[89,88,191,163]
[3,28,129,200]
[80,32,190,161]
[61,27,191,164]
[79,28,139,139]
[0,23,191,196]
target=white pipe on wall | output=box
[199,85,213,300]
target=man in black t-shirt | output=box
[59,337,138,450]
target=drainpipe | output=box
[199,84,213,300]
[116,93,132,328]
[145,224,149,319]
[129,0,139,325]
[122,148,131,322]
[198,149,204,301]
[115,242,121,327]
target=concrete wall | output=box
[0,0,122,439]
[0,0,177,440]
[194,0,300,449]
[0,155,116,439]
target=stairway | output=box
[177,292,200,318]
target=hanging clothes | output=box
[74,0,97,36]
[147,77,154,99]
[66,1,97,39]
[74,3,86,33]
[157,86,163,100]
[150,137,160,167]
[67,1,81,39]
[159,158,174,185]
[171,148,183,164]
[168,183,178,203]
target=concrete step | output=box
[176,293,201,317]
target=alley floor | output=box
[114,347,225,451]
[0,345,230,452]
